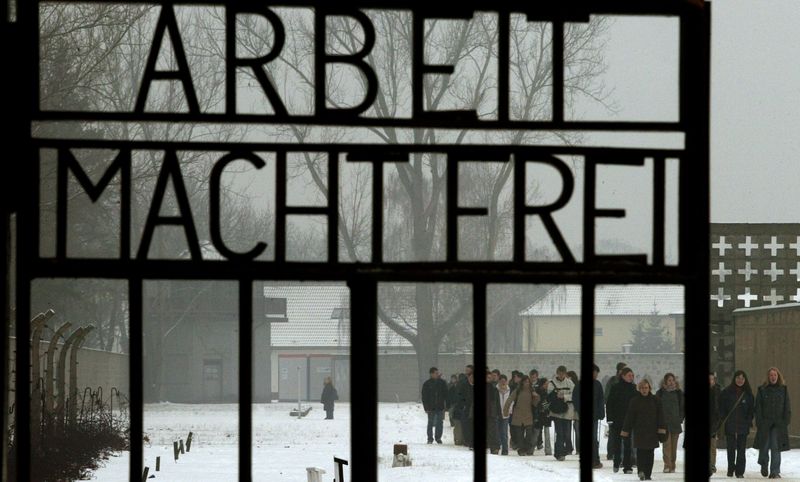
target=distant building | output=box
[709,223,800,380]
[519,285,684,353]
[150,281,412,403]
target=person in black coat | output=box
[621,378,666,481]
[709,372,721,475]
[421,367,449,444]
[573,364,606,469]
[719,370,754,478]
[754,367,791,479]
[456,371,475,448]
[607,367,637,474]
[321,376,339,420]
[485,372,502,454]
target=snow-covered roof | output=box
[733,302,800,314]
[263,283,411,348]
[519,285,685,317]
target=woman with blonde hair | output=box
[754,367,791,479]
[655,373,684,473]
[621,378,666,481]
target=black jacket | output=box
[622,393,666,449]
[607,380,637,424]
[447,382,460,410]
[455,379,474,421]
[655,388,684,434]
[321,384,338,410]
[574,379,605,421]
[421,377,449,412]
[719,385,754,435]
[754,383,791,451]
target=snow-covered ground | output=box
[89,402,799,481]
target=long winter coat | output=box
[606,380,637,425]
[621,393,666,449]
[503,386,540,427]
[547,377,576,420]
[447,382,460,410]
[321,384,338,411]
[655,387,684,434]
[719,385,754,435]
[421,377,449,412]
[753,383,791,451]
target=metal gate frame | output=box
[3,1,710,480]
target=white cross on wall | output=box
[712,262,733,282]
[792,288,800,303]
[791,236,800,257]
[713,236,733,256]
[765,262,785,282]
[738,288,758,308]
[764,288,785,306]
[791,262,800,282]
[710,287,731,308]
[765,236,784,256]
[738,261,759,282]
[738,236,759,256]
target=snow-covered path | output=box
[88,402,799,481]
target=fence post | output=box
[173,441,180,461]
[156,456,161,471]
[186,431,193,452]
[179,439,185,454]
[68,326,93,427]
[141,467,149,482]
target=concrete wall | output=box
[8,337,128,405]
[522,315,681,353]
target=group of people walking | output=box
[710,367,791,479]
[421,363,792,480]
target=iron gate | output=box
[3,0,711,480]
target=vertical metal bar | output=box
[328,151,339,264]
[551,21,564,123]
[120,149,131,260]
[652,156,666,267]
[14,231,31,482]
[347,278,377,481]
[239,280,253,482]
[446,156,458,262]
[579,283,595,482]
[497,12,510,122]
[0,211,8,481]
[15,0,38,460]
[56,149,68,258]
[583,158,596,264]
[472,281,487,480]
[513,155,525,263]
[372,162,384,263]
[275,151,286,263]
[679,3,711,479]
[129,278,144,482]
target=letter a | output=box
[135,5,200,113]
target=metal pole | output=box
[297,365,301,418]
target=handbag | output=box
[547,382,569,415]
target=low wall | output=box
[8,337,129,405]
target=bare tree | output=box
[232,10,613,385]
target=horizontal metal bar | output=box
[30,139,686,157]
[28,258,696,283]
[33,111,688,132]
[34,0,700,16]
